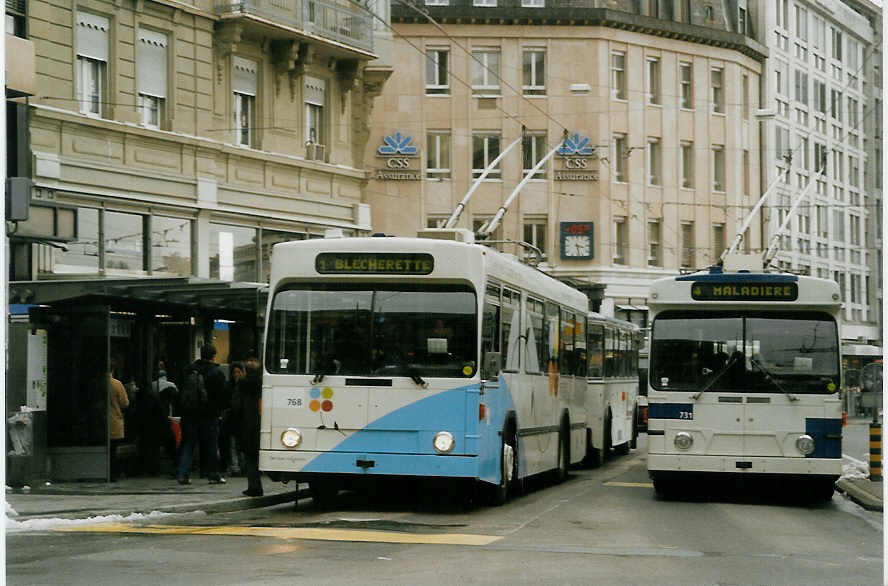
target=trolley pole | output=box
[869,422,882,482]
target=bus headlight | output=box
[433,431,455,454]
[796,434,815,455]
[674,432,694,450]
[281,428,302,448]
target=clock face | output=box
[564,235,591,257]
[560,222,594,259]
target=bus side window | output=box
[502,289,521,371]
[587,323,604,378]
[481,300,501,378]
[604,328,616,378]
[560,310,575,376]
[545,302,560,374]
[575,316,587,377]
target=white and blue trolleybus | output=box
[646,257,843,500]
[260,229,603,504]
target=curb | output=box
[13,488,309,521]
[836,479,883,512]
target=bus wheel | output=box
[488,433,517,506]
[819,479,836,502]
[629,410,639,450]
[309,480,339,509]
[555,423,570,483]
[652,474,675,499]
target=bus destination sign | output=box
[316,252,434,275]
[691,282,799,301]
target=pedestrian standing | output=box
[108,369,129,482]
[176,343,227,485]
[240,355,263,497]
[220,361,245,476]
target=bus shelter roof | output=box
[9,277,269,319]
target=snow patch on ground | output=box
[842,459,870,480]
[5,510,177,533]
[6,501,18,517]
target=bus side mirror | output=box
[482,352,501,380]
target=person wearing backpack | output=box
[176,343,227,485]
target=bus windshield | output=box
[650,310,840,394]
[265,283,477,378]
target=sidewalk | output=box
[836,477,883,511]
[5,475,307,521]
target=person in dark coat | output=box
[219,361,245,475]
[176,343,227,485]
[240,355,263,497]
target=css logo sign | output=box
[565,158,589,168]
[386,158,412,168]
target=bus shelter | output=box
[7,277,267,482]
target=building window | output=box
[849,214,861,245]
[794,69,808,105]
[151,216,192,276]
[76,12,109,118]
[680,222,694,268]
[796,5,807,41]
[831,28,842,61]
[105,211,147,272]
[522,132,547,179]
[833,210,845,241]
[474,0,496,4]
[813,78,826,113]
[738,7,747,35]
[712,146,725,191]
[679,62,693,109]
[681,141,694,188]
[137,28,167,130]
[710,68,724,113]
[613,217,627,265]
[742,74,749,119]
[523,218,547,258]
[52,207,100,274]
[743,150,750,195]
[646,58,660,104]
[522,50,546,96]
[647,221,661,266]
[814,142,827,172]
[776,0,788,29]
[849,156,859,187]
[775,59,788,96]
[611,52,626,100]
[712,224,725,262]
[613,133,627,183]
[775,125,790,164]
[647,138,661,186]
[427,132,451,180]
[425,0,448,5]
[233,57,258,148]
[472,132,502,179]
[426,48,449,95]
[304,76,326,160]
[521,0,544,6]
[210,223,258,282]
[471,49,500,96]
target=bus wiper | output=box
[692,354,739,400]
[749,357,797,401]
[311,372,325,384]
[408,366,429,389]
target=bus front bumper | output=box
[260,449,479,478]
[648,453,842,476]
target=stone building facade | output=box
[759,0,882,350]
[12,0,389,284]
[367,0,768,327]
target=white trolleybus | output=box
[260,229,626,505]
[646,259,843,500]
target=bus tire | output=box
[630,410,639,450]
[488,431,517,506]
[819,479,836,502]
[652,474,675,499]
[554,421,570,483]
[309,480,339,509]
[614,440,630,456]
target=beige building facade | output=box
[367,1,768,326]
[12,0,389,284]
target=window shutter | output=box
[76,12,109,61]
[233,57,257,96]
[138,29,167,98]
[304,76,326,105]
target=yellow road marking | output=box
[603,481,654,488]
[55,523,501,546]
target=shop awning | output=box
[9,277,268,318]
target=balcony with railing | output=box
[214,0,373,54]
